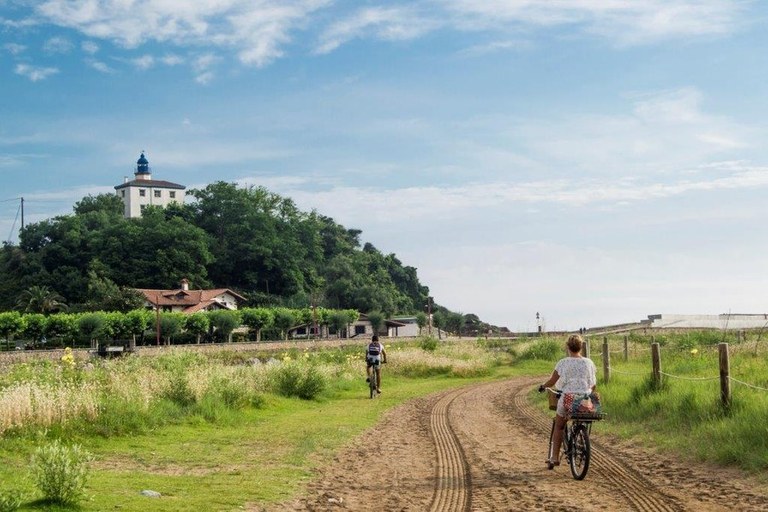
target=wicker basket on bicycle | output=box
[547,389,559,410]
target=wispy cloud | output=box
[43,36,73,54]
[441,0,749,45]
[86,59,115,73]
[81,41,99,54]
[35,0,329,68]
[14,63,59,81]
[131,54,155,70]
[3,43,27,55]
[316,6,436,54]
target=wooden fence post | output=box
[719,343,731,408]
[623,335,628,361]
[651,343,661,388]
[583,338,590,359]
[603,337,610,383]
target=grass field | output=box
[0,332,766,510]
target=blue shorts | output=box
[366,357,382,368]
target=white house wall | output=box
[117,186,186,218]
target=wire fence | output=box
[592,336,768,404]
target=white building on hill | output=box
[114,152,186,218]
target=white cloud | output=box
[86,59,114,73]
[131,54,155,70]
[81,41,99,54]
[14,63,59,81]
[3,43,27,55]
[195,71,215,85]
[43,36,73,54]
[35,0,329,67]
[316,6,436,54]
[161,53,184,66]
[441,0,748,45]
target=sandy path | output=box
[273,377,768,511]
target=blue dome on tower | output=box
[135,152,150,174]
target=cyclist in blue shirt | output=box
[365,335,387,393]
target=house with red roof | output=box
[135,278,246,314]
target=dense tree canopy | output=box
[1,182,438,319]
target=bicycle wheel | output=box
[369,371,377,399]
[569,424,591,480]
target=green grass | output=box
[0,372,524,511]
[2,333,767,510]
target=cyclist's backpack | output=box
[367,343,381,356]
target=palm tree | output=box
[16,286,68,315]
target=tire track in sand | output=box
[511,380,683,512]
[428,387,472,512]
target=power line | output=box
[6,201,21,245]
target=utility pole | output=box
[427,296,433,336]
[20,197,24,231]
[155,293,161,346]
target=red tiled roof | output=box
[136,287,246,313]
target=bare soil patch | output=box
[270,377,768,511]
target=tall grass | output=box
[559,331,768,472]
[0,337,508,439]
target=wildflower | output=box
[283,356,292,362]
[60,347,75,366]
[690,348,699,355]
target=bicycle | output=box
[543,387,604,480]
[367,359,385,399]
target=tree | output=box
[124,309,151,349]
[415,312,428,336]
[73,194,124,216]
[329,311,349,339]
[78,313,106,350]
[184,313,210,344]
[45,314,79,347]
[208,310,241,342]
[159,313,185,345]
[84,269,146,312]
[272,308,296,341]
[21,313,47,347]
[17,286,68,314]
[367,311,385,337]
[446,312,465,338]
[240,308,273,342]
[432,311,447,340]
[0,311,24,350]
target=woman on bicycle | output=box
[366,335,387,393]
[538,334,597,468]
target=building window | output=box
[154,190,161,198]
[121,190,125,197]
[140,205,147,212]
[355,325,366,335]
[139,189,146,197]
[170,191,176,199]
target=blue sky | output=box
[2,1,768,331]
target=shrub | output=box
[518,338,562,361]
[163,373,196,407]
[273,362,326,400]
[0,489,24,512]
[419,337,438,352]
[31,439,91,506]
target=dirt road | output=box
[275,376,768,511]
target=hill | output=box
[0,182,497,332]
